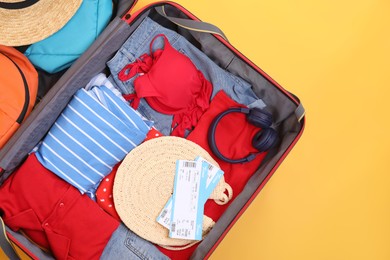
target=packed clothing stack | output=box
[0,1,304,259]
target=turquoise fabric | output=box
[25,0,113,73]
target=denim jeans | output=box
[100,224,170,260]
[107,17,265,135]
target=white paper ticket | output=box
[194,156,224,204]
[169,160,206,240]
[156,197,173,229]
[156,158,224,231]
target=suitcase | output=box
[0,1,305,259]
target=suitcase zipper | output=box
[119,0,138,19]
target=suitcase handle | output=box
[155,6,229,42]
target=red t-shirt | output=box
[158,91,267,259]
[0,154,119,260]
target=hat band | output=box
[0,0,39,9]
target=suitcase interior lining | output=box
[0,4,303,259]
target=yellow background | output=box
[132,0,390,259]
[1,1,389,259]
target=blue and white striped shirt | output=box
[35,84,152,198]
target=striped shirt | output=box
[35,85,152,198]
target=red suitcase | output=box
[0,1,305,259]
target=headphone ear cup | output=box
[252,128,279,152]
[247,108,273,128]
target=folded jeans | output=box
[100,224,170,260]
[107,17,265,135]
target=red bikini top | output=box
[118,34,213,137]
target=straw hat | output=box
[113,136,232,247]
[0,0,82,46]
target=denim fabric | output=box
[107,17,265,135]
[100,224,170,260]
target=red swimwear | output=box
[119,34,213,137]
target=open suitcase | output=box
[0,1,305,259]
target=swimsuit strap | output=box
[149,34,169,58]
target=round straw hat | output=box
[113,136,231,247]
[0,0,82,46]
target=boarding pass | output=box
[156,158,224,233]
[168,160,207,240]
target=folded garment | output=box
[96,127,164,220]
[187,90,268,220]
[35,82,152,198]
[157,90,268,259]
[0,154,119,260]
[0,154,170,260]
[108,17,266,136]
[85,73,127,102]
[100,223,169,260]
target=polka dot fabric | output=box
[96,128,163,220]
[145,127,163,140]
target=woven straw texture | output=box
[0,0,82,46]
[113,136,230,246]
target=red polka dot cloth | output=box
[96,127,163,220]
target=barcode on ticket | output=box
[161,209,168,218]
[184,161,197,168]
[171,223,176,232]
[156,197,172,229]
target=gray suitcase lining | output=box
[0,4,303,259]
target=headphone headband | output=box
[207,107,278,164]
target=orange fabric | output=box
[0,45,38,148]
[0,122,20,148]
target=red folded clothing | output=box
[158,90,267,259]
[0,154,119,260]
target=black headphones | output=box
[207,107,279,164]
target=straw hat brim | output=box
[0,0,82,46]
[113,136,220,246]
